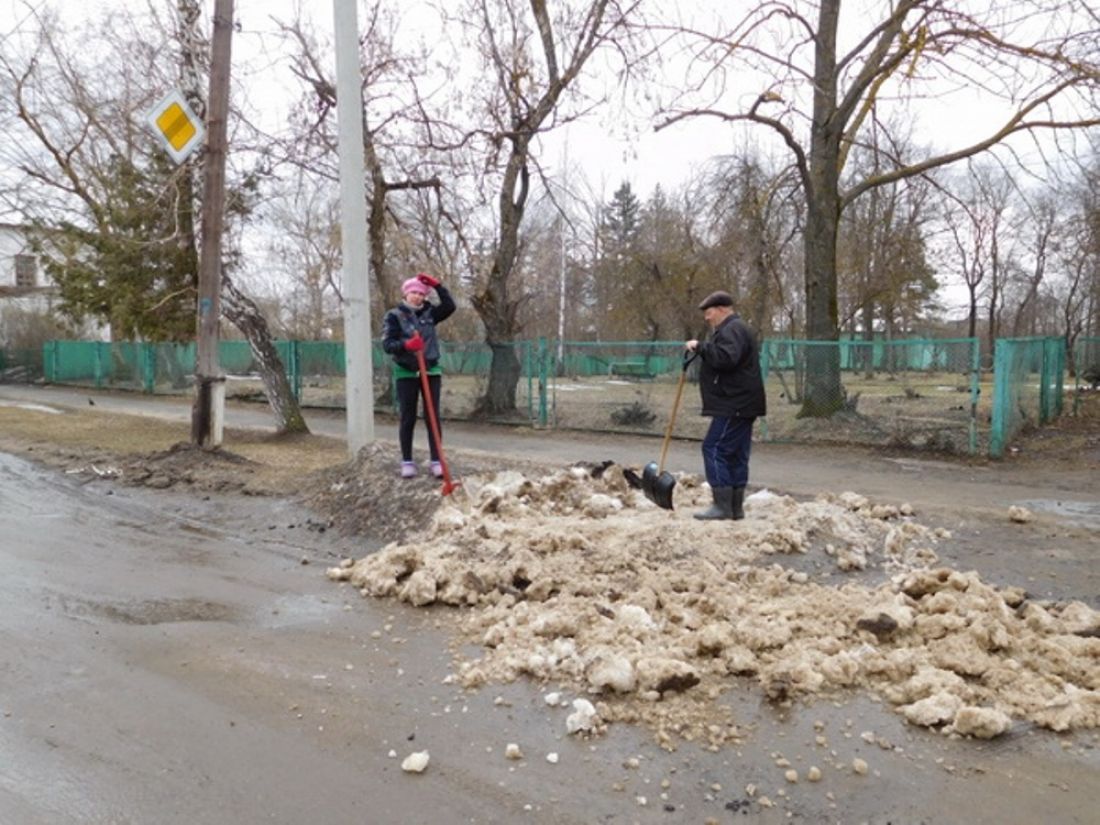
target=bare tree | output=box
[706,154,802,339]
[268,9,444,322]
[941,161,1016,350]
[1075,154,1100,367]
[1058,235,1093,378]
[655,0,1100,416]
[0,1,308,433]
[838,138,938,352]
[253,177,343,339]
[441,0,641,415]
[175,0,308,435]
[1008,195,1059,337]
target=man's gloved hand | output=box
[416,272,441,288]
[404,332,424,352]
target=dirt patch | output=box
[0,404,349,495]
[302,440,551,544]
[999,391,1100,469]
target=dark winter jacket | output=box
[696,313,767,419]
[381,283,456,371]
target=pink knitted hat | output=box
[401,277,429,296]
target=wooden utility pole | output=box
[191,0,234,448]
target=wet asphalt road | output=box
[2,451,1098,825]
[1,385,1099,823]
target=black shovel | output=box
[642,351,696,510]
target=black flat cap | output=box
[698,290,733,310]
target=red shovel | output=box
[414,347,458,496]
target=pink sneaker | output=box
[400,461,418,478]
[429,461,444,478]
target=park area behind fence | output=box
[1,334,1096,458]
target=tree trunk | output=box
[967,288,978,340]
[799,0,844,418]
[860,301,874,377]
[472,143,528,415]
[222,276,309,434]
[472,270,522,414]
[745,172,771,339]
[484,343,521,413]
[986,278,999,354]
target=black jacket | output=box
[381,284,456,371]
[696,314,766,418]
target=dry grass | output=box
[0,405,349,494]
[0,405,187,454]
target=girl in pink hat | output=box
[381,273,456,478]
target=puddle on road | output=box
[66,597,238,625]
[886,456,989,472]
[63,593,349,630]
[1017,498,1100,529]
[262,593,346,628]
[0,400,63,414]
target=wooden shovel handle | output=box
[657,352,695,474]
[415,348,457,495]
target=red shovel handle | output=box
[414,348,458,495]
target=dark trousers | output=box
[701,416,755,488]
[396,375,442,462]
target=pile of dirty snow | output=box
[328,464,1100,748]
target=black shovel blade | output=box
[641,461,676,510]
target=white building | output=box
[0,221,57,316]
[0,222,107,345]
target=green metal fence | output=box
[0,347,43,382]
[760,337,983,454]
[25,335,1075,457]
[989,336,1065,458]
[548,340,690,434]
[38,338,541,422]
[545,337,984,454]
[1074,336,1100,414]
[44,340,190,393]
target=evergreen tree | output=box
[34,153,196,341]
[602,181,640,250]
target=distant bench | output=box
[608,361,656,379]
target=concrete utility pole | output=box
[333,0,375,456]
[191,0,234,448]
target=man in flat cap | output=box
[684,291,766,520]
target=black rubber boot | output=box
[730,486,746,520]
[694,486,734,520]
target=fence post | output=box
[525,340,534,421]
[44,341,56,382]
[759,341,770,442]
[1052,336,1065,418]
[1039,338,1051,424]
[288,340,301,401]
[141,343,156,393]
[968,337,980,455]
[537,336,549,427]
[94,342,105,389]
[989,339,1010,458]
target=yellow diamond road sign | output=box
[147,90,205,164]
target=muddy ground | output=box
[0,386,1098,824]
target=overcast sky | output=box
[4,0,1061,202]
[6,0,1094,322]
[0,0,807,199]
